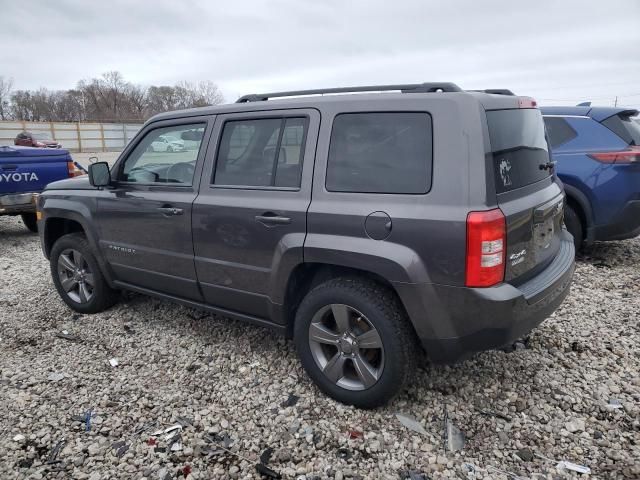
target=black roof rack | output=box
[236,82,463,103]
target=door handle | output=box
[255,213,291,226]
[157,206,184,216]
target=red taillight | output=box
[466,208,506,287]
[518,97,538,108]
[67,161,85,177]
[588,146,640,164]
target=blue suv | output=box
[541,106,640,249]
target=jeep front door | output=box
[97,119,212,301]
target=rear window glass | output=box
[544,117,578,148]
[326,112,432,194]
[601,113,640,146]
[487,109,550,193]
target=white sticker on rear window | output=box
[499,159,512,187]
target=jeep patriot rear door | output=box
[192,109,320,320]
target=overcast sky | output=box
[1,0,639,108]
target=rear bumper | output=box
[396,230,575,363]
[0,192,38,215]
[594,200,640,241]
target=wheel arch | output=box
[42,206,116,287]
[43,216,86,258]
[562,183,593,242]
[281,262,414,339]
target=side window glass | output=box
[214,117,308,188]
[275,118,307,187]
[326,112,432,194]
[121,124,206,185]
[544,117,578,149]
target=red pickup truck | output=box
[14,131,62,149]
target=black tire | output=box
[167,145,173,153]
[50,233,119,314]
[294,277,419,408]
[564,205,583,251]
[21,213,38,232]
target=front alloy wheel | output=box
[50,233,119,313]
[57,249,94,303]
[308,304,384,391]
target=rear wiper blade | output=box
[539,160,556,171]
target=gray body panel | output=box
[191,108,320,320]
[305,95,488,287]
[39,89,574,362]
[94,116,214,301]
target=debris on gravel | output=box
[1,215,639,479]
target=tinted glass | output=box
[486,109,550,193]
[121,123,205,184]
[602,113,640,145]
[275,118,307,188]
[544,117,578,148]
[214,117,307,188]
[326,112,432,194]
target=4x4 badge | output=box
[510,249,527,266]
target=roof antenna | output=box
[576,101,591,107]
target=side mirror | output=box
[88,162,111,187]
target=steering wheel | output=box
[128,166,160,183]
[166,162,195,184]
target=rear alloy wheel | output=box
[50,233,119,313]
[21,213,38,232]
[308,304,384,391]
[294,278,419,408]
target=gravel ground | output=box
[0,214,639,480]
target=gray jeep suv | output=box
[38,83,575,407]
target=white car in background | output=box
[148,135,185,153]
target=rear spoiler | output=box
[469,89,516,96]
[592,108,639,122]
[576,102,639,118]
[618,109,639,117]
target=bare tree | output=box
[6,72,225,122]
[195,80,224,106]
[10,88,54,121]
[10,90,33,120]
[0,76,13,120]
[126,84,147,119]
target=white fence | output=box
[0,120,142,152]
